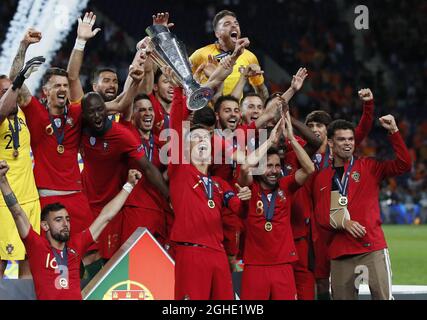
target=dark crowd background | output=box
[1,0,426,224]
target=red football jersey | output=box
[81,121,145,208]
[150,93,170,136]
[169,163,242,251]
[243,176,300,265]
[22,227,93,300]
[23,97,83,190]
[168,87,242,251]
[311,132,411,259]
[119,120,170,240]
[211,121,257,182]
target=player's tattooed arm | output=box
[253,82,269,103]
[0,161,31,238]
[8,29,41,107]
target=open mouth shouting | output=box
[57,92,67,105]
[227,117,239,130]
[142,115,154,129]
[230,30,239,43]
[104,88,117,99]
[93,118,104,130]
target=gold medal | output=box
[57,144,65,154]
[256,200,264,215]
[265,221,273,232]
[208,199,215,208]
[12,149,19,158]
[45,124,54,135]
[338,196,348,206]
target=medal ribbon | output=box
[49,106,68,147]
[214,51,232,61]
[143,133,154,162]
[261,191,278,223]
[51,246,68,275]
[199,175,214,203]
[313,145,330,170]
[8,115,20,151]
[333,156,354,198]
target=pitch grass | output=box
[383,225,427,285]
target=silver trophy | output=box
[146,25,212,111]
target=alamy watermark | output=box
[354,5,369,30]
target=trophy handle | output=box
[186,86,213,111]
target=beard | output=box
[259,174,279,190]
[99,91,116,102]
[51,230,70,242]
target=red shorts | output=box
[92,206,122,259]
[174,245,234,300]
[241,264,297,300]
[121,206,167,247]
[292,238,315,300]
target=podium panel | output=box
[82,228,175,300]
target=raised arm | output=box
[8,28,42,107]
[280,67,308,104]
[354,88,375,145]
[106,62,145,114]
[237,119,283,187]
[0,161,31,238]
[137,154,169,200]
[67,12,101,102]
[282,111,315,185]
[375,115,412,179]
[291,116,322,157]
[89,170,141,241]
[205,38,250,90]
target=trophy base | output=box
[187,87,213,111]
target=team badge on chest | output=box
[90,137,96,146]
[351,171,360,182]
[66,117,74,127]
[6,244,14,254]
[54,118,62,128]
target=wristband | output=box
[248,74,264,87]
[122,182,134,194]
[74,39,87,51]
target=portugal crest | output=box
[6,244,14,255]
[352,171,360,182]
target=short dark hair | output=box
[134,93,151,104]
[189,123,212,133]
[267,147,280,157]
[213,10,237,31]
[154,68,163,84]
[0,74,8,80]
[193,106,216,128]
[92,67,117,84]
[327,119,355,139]
[213,95,240,113]
[42,68,68,86]
[241,92,263,107]
[41,202,66,221]
[305,110,332,126]
[81,91,104,112]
